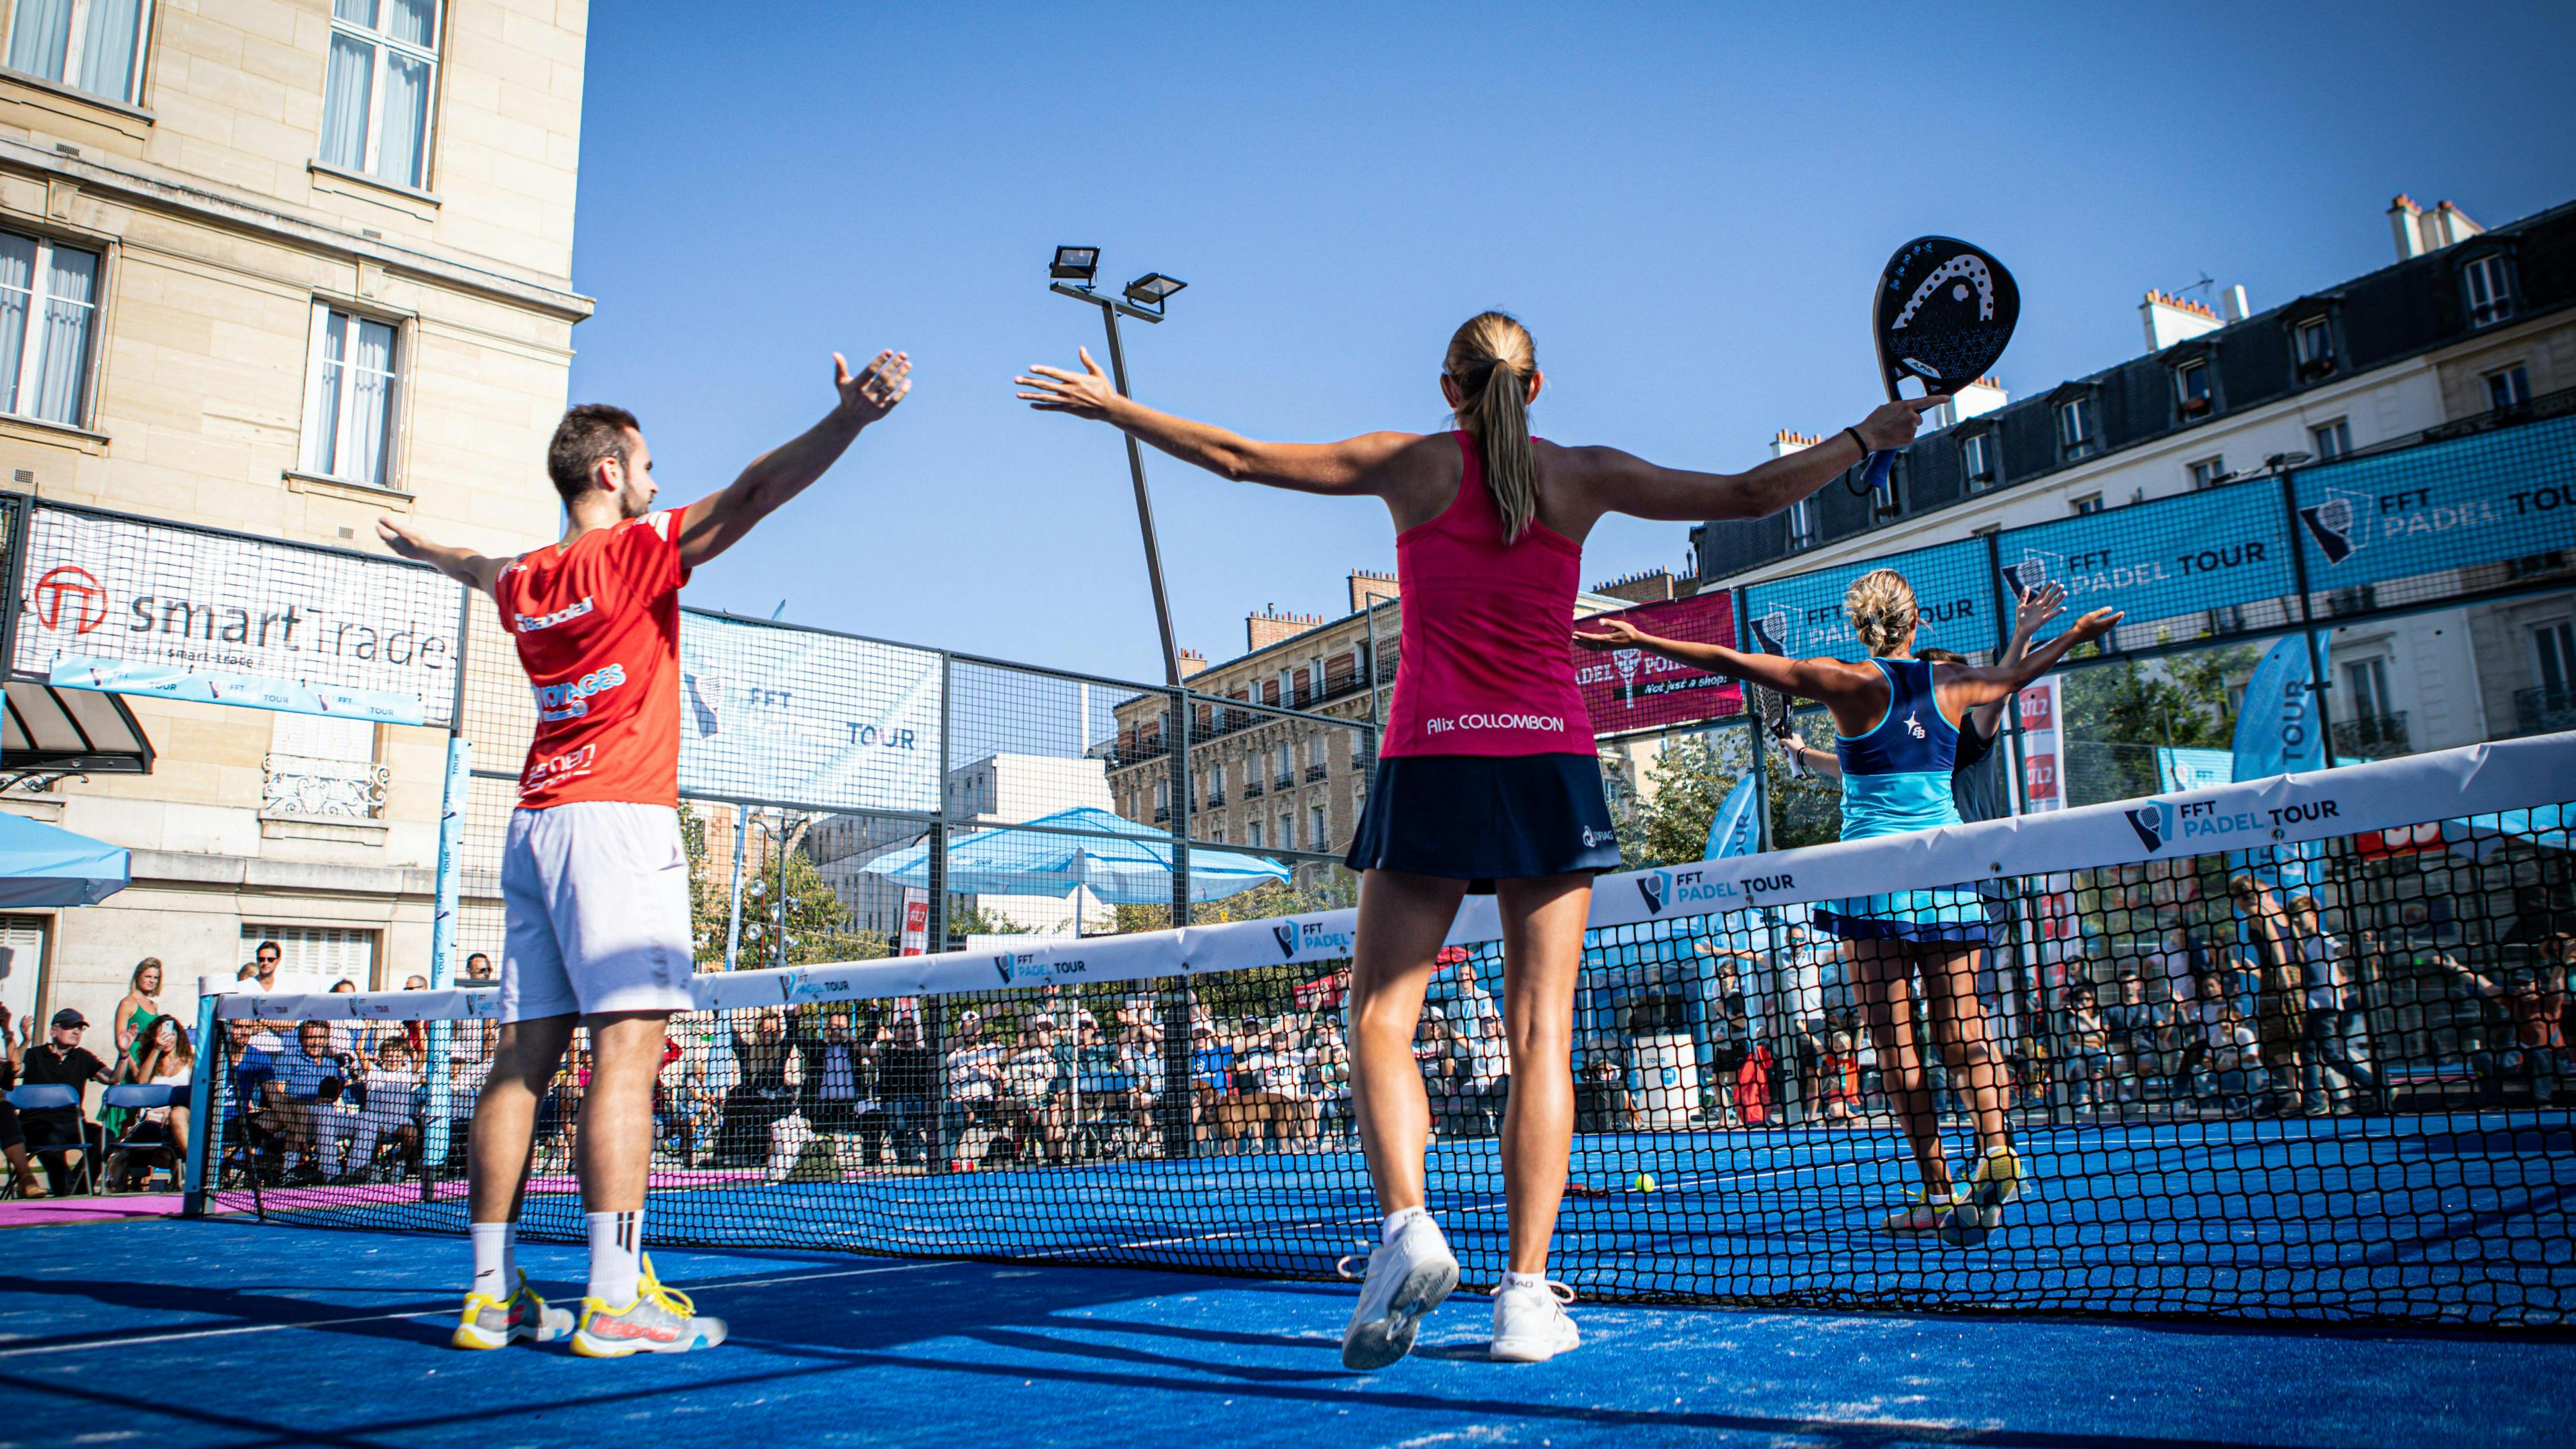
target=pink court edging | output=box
[0,1169,767,1232]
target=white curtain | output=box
[332,0,373,23]
[30,244,93,425]
[0,234,33,417]
[74,0,140,101]
[308,311,346,474]
[382,0,432,46]
[346,316,396,486]
[319,32,374,171]
[376,50,429,186]
[6,0,72,82]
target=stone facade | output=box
[0,1,590,1032]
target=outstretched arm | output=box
[1935,608,2123,715]
[1572,619,1869,707]
[1017,347,1419,494]
[375,519,511,598]
[1967,582,2065,736]
[1562,398,1948,524]
[678,350,911,569]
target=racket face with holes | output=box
[1748,683,1805,780]
[1872,236,2020,403]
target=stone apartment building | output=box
[0,1,590,1031]
[1695,190,2576,761]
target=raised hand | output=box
[1016,348,1122,421]
[1573,619,1649,651]
[835,350,912,426]
[2065,607,2124,643]
[1856,395,1952,451]
[2013,580,2068,639]
[375,516,433,562]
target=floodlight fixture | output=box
[2262,450,2316,474]
[1124,272,1187,309]
[1051,246,1101,282]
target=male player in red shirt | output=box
[378,348,910,1356]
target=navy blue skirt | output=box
[1344,753,1621,892]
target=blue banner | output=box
[2290,412,2576,592]
[2232,635,2329,780]
[1703,771,1760,859]
[1740,537,1996,661]
[1992,484,2294,629]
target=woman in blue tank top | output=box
[1580,570,2116,1242]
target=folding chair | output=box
[99,1084,187,1194]
[6,1085,97,1196]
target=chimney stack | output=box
[2388,193,2483,260]
[2140,289,2221,352]
[2221,284,2251,323]
[1346,568,1399,614]
[1769,429,1821,459]
[1177,647,1207,679]
[1246,606,1326,654]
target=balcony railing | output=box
[1304,764,1328,782]
[1152,806,1171,823]
[262,753,388,820]
[1242,780,1265,800]
[2331,712,2411,761]
[1204,792,1226,808]
[2514,685,2576,738]
[1273,772,1294,790]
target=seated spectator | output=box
[712,1009,792,1167]
[461,953,498,986]
[1735,1038,1775,1128]
[216,1018,282,1175]
[265,1019,356,1184]
[19,1009,117,1192]
[1458,1012,1509,1136]
[1114,1011,1168,1154]
[942,1010,1004,1161]
[1817,1030,1861,1122]
[0,1004,42,1196]
[873,1013,933,1167]
[2063,986,2112,1110]
[2101,977,2166,1104]
[1000,1016,1069,1164]
[1575,1055,1633,1132]
[794,1009,880,1171]
[106,1014,196,1190]
[339,1038,424,1182]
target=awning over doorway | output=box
[1,680,153,777]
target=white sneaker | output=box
[1340,1214,1458,1370]
[1489,1279,1579,1363]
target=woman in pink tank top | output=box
[1022,313,1941,1366]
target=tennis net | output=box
[196,733,2576,1325]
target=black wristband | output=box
[1843,426,1872,459]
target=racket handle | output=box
[1769,726,1806,780]
[1860,448,1894,494]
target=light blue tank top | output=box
[1835,657,1966,842]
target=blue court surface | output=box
[5,1216,2575,1448]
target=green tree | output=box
[1607,727,1763,868]
[680,808,890,969]
[2060,643,2257,805]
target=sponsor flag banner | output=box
[2232,635,2328,780]
[1576,590,1742,735]
[677,610,943,815]
[2017,674,2063,813]
[1741,537,1996,663]
[1702,770,1760,859]
[14,505,464,725]
[1992,484,2294,637]
[2290,411,2576,606]
[899,888,930,956]
[653,732,2576,1014]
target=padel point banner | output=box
[677,610,942,814]
[1577,590,1741,736]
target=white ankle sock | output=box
[1381,1205,1428,1244]
[1500,1269,1548,1293]
[586,1210,643,1306]
[469,1222,515,1299]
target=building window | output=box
[2310,419,2351,460]
[302,303,402,487]
[1278,814,1293,850]
[242,923,380,987]
[1960,432,1995,490]
[264,712,385,821]
[2174,359,2212,418]
[320,0,439,191]
[1311,804,1327,849]
[2293,317,2335,379]
[2057,396,2096,460]
[4,0,149,105]
[2188,457,2228,490]
[2536,620,2575,696]
[1247,819,1263,850]
[2463,254,2514,329]
[2070,492,2104,515]
[1785,495,1815,551]
[2486,362,2531,411]
[0,231,98,428]
[2345,657,2394,721]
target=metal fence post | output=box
[2276,468,2341,766]
[928,651,955,1169]
[180,985,220,1216]
[1159,686,1195,1160]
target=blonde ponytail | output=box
[1844,569,1920,656]
[1444,311,1538,542]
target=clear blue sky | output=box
[566,1,2576,684]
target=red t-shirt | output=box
[493,512,690,809]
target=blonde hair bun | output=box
[1843,569,1919,656]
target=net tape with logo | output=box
[206,733,2576,1324]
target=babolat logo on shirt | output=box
[516,596,596,633]
[2125,800,2173,852]
[533,663,627,721]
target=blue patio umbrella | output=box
[858,806,1290,905]
[0,811,127,907]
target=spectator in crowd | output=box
[1459,1012,1509,1136]
[1448,952,1501,1028]
[0,1004,42,1195]
[1817,1029,1860,1123]
[341,1037,423,1182]
[2430,945,2565,1108]
[1309,1017,1353,1146]
[2101,976,2166,1105]
[1417,1012,1467,1138]
[1114,1008,1167,1154]
[2061,986,2112,1111]
[2288,897,2380,1113]
[877,1013,934,1166]
[943,1010,1004,1160]
[715,1010,794,1167]
[2184,988,2261,1109]
[2231,876,2311,1116]
[462,953,497,985]
[101,958,166,1141]
[794,1010,877,1170]
[1185,1019,1232,1148]
[19,1009,117,1192]
[215,1018,280,1180]
[1734,1037,1774,1128]
[1002,1016,1071,1164]
[266,1019,353,1185]
[2152,929,2209,1008]
[105,1014,195,1189]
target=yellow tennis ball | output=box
[1633,1172,1657,1193]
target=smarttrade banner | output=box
[1741,537,1996,661]
[14,505,464,725]
[2290,411,2576,598]
[379,729,2569,1016]
[1575,588,1742,735]
[676,610,942,815]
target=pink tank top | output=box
[1380,432,1593,757]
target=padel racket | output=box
[1854,237,2020,503]
[1748,682,1805,781]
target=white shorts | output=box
[499,801,697,1023]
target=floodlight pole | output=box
[1052,281,1183,688]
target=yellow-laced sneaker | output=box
[1878,1189,1947,1234]
[451,1269,574,1350]
[570,1254,728,1358]
[1939,1144,2025,1246]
